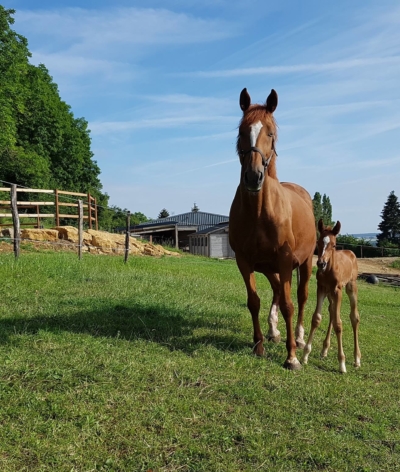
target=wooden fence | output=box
[1,185,132,262]
[0,186,98,229]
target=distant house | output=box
[129,211,231,255]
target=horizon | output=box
[5,0,400,233]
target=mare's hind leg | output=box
[346,280,361,368]
[296,256,313,349]
[265,273,281,343]
[236,255,264,356]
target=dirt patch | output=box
[312,255,400,275]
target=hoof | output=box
[283,358,302,371]
[252,344,265,357]
[267,334,281,344]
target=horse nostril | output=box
[258,171,263,183]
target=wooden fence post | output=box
[11,184,20,259]
[94,197,98,230]
[87,193,92,230]
[55,189,60,226]
[175,224,179,249]
[78,200,83,260]
[124,211,131,264]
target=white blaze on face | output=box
[321,236,330,257]
[250,121,263,147]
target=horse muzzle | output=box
[244,169,264,192]
[317,260,327,271]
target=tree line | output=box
[0,7,147,231]
[1,7,399,241]
[313,190,400,251]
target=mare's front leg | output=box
[296,256,313,349]
[265,273,281,343]
[236,256,264,356]
[278,247,300,370]
[302,284,326,365]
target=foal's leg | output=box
[331,289,346,373]
[346,280,361,368]
[302,285,325,364]
[265,273,281,343]
[296,256,313,349]
[236,256,264,356]
[321,298,334,358]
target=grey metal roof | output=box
[136,211,229,228]
[189,222,229,236]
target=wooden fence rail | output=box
[0,185,132,260]
[0,186,98,230]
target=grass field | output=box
[0,250,399,471]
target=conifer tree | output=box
[377,191,400,247]
[158,208,170,219]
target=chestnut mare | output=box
[302,219,361,373]
[229,88,316,370]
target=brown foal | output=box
[302,219,361,373]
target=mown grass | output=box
[0,250,399,471]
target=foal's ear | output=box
[240,88,251,112]
[266,89,278,113]
[332,221,341,236]
[318,218,325,234]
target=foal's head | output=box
[317,219,341,272]
[237,88,278,192]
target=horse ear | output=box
[240,88,251,112]
[318,218,324,234]
[266,89,278,113]
[332,221,341,236]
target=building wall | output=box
[209,234,235,258]
[189,229,235,258]
[189,235,209,256]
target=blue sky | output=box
[5,0,400,232]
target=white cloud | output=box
[184,56,400,78]
[15,7,236,56]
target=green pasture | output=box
[0,249,399,471]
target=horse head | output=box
[317,219,341,271]
[237,88,278,192]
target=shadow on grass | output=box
[0,300,289,363]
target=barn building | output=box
[188,223,234,258]
[129,211,234,257]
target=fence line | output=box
[0,186,98,230]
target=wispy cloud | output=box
[89,114,236,134]
[16,7,236,56]
[183,56,400,78]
